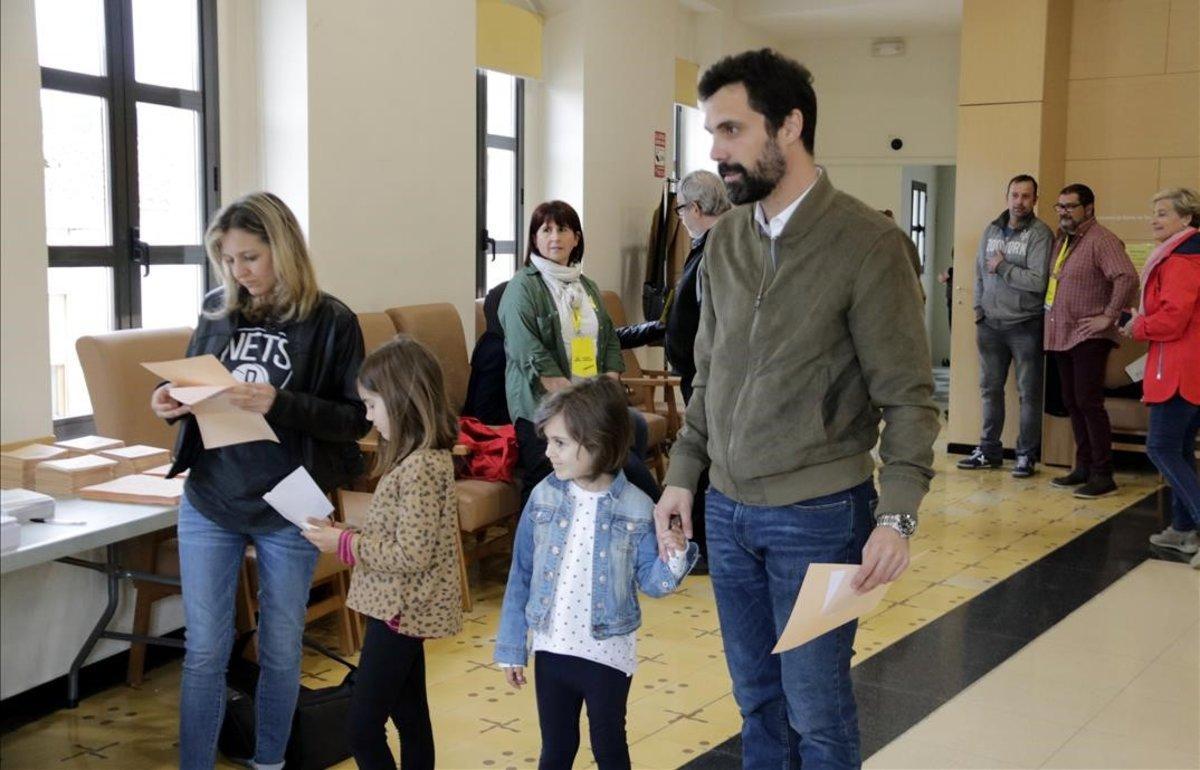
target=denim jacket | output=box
[493,471,698,667]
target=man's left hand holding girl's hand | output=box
[659,520,687,562]
[302,517,346,552]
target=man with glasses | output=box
[958,174,1053,477]
[1044,183,1138,498]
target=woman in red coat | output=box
[1122,188,1200,568]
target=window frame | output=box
[40,0,220,331]
[475,69,524,298]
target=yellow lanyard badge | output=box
[1045,237,1071,308]
[569,303,598,377]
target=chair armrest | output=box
[621,375,682,388]
[638,368,674,379]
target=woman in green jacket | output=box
[499,200,660,503]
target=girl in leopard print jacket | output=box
[304,335,462,769]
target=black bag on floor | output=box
[218,632,357,770]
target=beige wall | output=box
[305,2,477,330]
[791,35,960,166]
[1,0,53,443]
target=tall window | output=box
[476,69,524,296]
[673,103,717,180]
[909,181,928,269]
[36,0,219,420]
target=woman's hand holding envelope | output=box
[227,382,277,415]
[151,383,192,420]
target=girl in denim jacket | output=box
[494,377,697,770]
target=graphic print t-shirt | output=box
[185,321,303,533]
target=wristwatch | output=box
[875,512,918,539]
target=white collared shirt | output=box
[753,167,823,238]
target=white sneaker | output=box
[1148,527,1200,554]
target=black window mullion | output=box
[40,69,108,97]
[47,246,119,268]
[476,70,487,298]
[515,77,524,267]
[131,82,204,111]
[105,0,136,329]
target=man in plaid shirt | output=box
[1044,183,1138,498]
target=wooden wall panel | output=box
[1167,0,1200,73]
[1066,73,1200,159]
[1159,156,1200,190]
[1063,159,1161,242]
[1069,0,1171,79]
[959,0,1050,105]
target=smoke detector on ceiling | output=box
[871,38,906,57]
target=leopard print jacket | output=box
[346,448,463,638]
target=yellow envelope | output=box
[772,563,890,654]
[143,355,280,449]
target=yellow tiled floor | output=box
[0,444,1162,769]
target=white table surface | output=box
[0,497,177,575]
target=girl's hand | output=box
[504,666,526,690]
[1119,311,1138,337]
[302,518,341,552]
[151,383,191,420]
[227,382,277,414]
[660,520,686,558]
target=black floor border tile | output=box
[680,489,1169,768]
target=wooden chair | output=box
[76,328,191,686]
[386,303,522,611]
[599,292,681,477]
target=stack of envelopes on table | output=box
[98,445,172,476]
[0,488,56,523]
[79,474,185,506]
[54,435,125,457]
[34,455,120,496]
[143,464,186,478]
[1,444,69,489]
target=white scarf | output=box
[531,256,599,373]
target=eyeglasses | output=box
[1054,202,1084,212]
[674,202,692,214]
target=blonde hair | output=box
[1152,187,1200,227]
[358,336,458,476]
[203,192,320,322]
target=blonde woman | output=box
[1121,188,1200,567]
[150,192,371,770]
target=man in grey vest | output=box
[957,174,1053,477]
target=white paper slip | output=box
[263,466,333,530]
[1124,353,1147,383]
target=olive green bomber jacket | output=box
[663,171,940,517]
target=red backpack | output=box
[456,417,518,483]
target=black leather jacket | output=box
[167,290,370,505]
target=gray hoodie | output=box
[973,209,1053,327]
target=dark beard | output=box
[719,137,786,205]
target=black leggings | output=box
[346,618,433,770]
[534,651,633,770]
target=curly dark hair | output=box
[698,48,817,154]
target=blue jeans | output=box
[977,318,1044,459]
[706,482,876,770]
[177,493,319,769]
[1146,396,1200,532]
